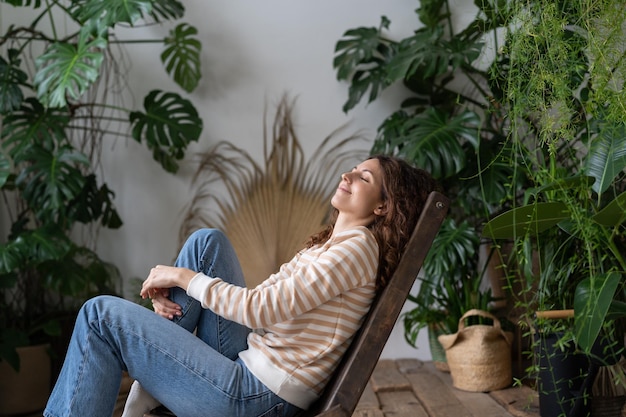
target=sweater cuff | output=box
[186,272,215,308]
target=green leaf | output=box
[585,123,626,195]
[129,90,202,173]
[533,174,595,195]
[423,218,479,278]
[0,151,10,189]
[67,174,123,229]
[2,0,42,6]
[150,0,185,22]
[72,0,153,26]
[334,26,385,80]
[0,52,28,114]
[15,145,89,221]
[343,64,390,113]
[162,23,201,93]
[417,0,447,27]
[0,328,30,372]
[592,190,626,227]
[34,26,106,108]
[574,272,621,352]
[1,98,70,157]
[333,21,395,112]
[386,27,483,85]
[381,108,480,179]
[482,202,569,239]
[0,226,72,273]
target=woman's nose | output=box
[341,172,351,182]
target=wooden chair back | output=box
[302,190,449,417]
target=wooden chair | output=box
[145,191,450,417]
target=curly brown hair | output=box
[307,155,439,291]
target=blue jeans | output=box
[44,229,302,417]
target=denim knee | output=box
[187,228,228,248]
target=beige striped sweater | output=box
[186,226,379,409]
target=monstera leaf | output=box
[34,25,106,108]
[162,23,202,93]
[0,225,73,273]
[71,0,153,26]
[333,18,395,112]
[1,98,70,157]
[375,108,479,180]
[150,0,185,21]
[129,90,202,173]
[0,52,28,114]
[15,145,89,221]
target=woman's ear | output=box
[374,203,388,216]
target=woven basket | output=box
[438,309,514,392]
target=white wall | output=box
[1,0,478,361]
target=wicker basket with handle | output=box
[438,309,514,392]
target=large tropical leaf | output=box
[585,122,626,196]
[67,174,123,229]
[381,108,480,179]
[334,22,389,81]
[482,202,569,239]
[179,96,367,287]
[162,23,201,93]
[72,0,152,26]
[386,27,482,84]
[333,18,395,112]
[129,90,202,173]
[1,0,42,6]
[34,25,106,108]
[574,272,621,352]
[0,226,72,273]
[416,0,447,28]
[150,0,185,21]
[1,98,70,157]
[422,218,479,278]
[0,51,28,114]
[592,190,626,227]
[14,145,89,221]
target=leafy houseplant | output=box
[0,0,203,373]
[332,0,526,355]
[476,1,626,415]
[480,0,626,355]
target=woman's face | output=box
[331,158,386,227]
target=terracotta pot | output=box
[0,344,51,415]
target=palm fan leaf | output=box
[179,95,368,287]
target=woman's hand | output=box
[140,264,196,299]
[150,288,182,319]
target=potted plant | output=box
[479,1,626,415]
[0,0,202,413]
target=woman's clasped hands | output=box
[140,264,196,319]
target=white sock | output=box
[121,380,161,417]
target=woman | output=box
[44,155,437,417]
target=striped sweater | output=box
[185,226,379,409]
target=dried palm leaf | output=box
[179,95,368,287]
